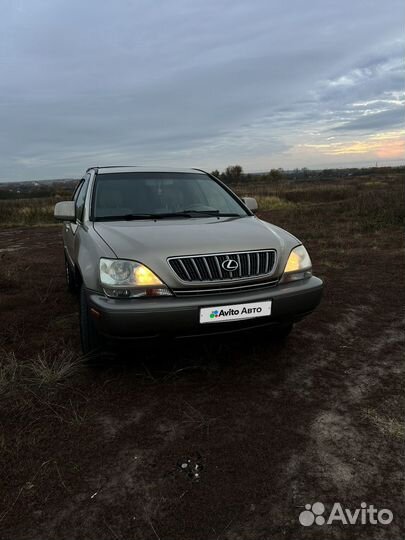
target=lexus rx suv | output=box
[54,166,323,353]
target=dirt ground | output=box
[0,182,404,539]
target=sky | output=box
[0,0,404,181]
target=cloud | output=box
[333,108,404,131]
[0,0,404,179]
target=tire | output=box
[65,254,78,293]
[80,285,103,355]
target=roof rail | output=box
[86,165,139,172]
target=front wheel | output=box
[65,254,78,293]
[274,322,293,341]
[80,286,103,355]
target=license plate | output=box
[200,300,272,324]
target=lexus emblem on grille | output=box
[221,259,239,272]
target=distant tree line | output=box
[0,180,77,200]
[211,165,286,184]
[210,164,404,184]
[0,188,54,200]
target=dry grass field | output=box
[0,171,404,539]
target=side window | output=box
[75,174,91,222]
[72,179,84,202]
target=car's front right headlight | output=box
[99,258,173,298]
[281,245,312,283]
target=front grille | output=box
[168,250,276,282]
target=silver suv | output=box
[54,166,323,353]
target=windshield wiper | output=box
[150,210,243,218]
[95,212,195,221]
[95,211,242,221]
[167,210,242,218]
[95,213,159,221]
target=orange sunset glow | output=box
[301,130,405,160]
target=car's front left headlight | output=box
[99,258,173,298]
[281,245,312,283]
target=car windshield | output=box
[93,172,248,220]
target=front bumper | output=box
[86,276,323,339]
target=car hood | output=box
[93,216,300,286]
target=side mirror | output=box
[54,201,76,221]
[242,197,258,213]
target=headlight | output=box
[99,258,172,298]
[281,245,312,283]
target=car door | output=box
[64,174,90,266]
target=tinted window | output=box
[76,174,90,221]
[93,172,247,219]
[72,179,84,202]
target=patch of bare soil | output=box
[0,212,403,540]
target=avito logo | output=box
[210,306,263,319]
[299,502,393,527]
